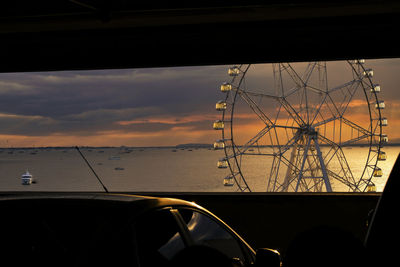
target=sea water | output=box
[0,146,398,192]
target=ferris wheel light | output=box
[371,84,381,93]
[375,101,385,109]
[217,158,228,168]
[228,66,240,76]
[220,82,233,92]
[350,59,365,64]
[223,176,234,186]
[216,100,227,111]
[363,69,374,77]
[366,182,377,192]
[213,140,225,149]
[373,167,383,177]
[213,120,225,130]
[380,118,388,126]
[378,151,387,161]
[380,134,388,143]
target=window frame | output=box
[131,205,256,266]
[131,206,189,266]
[173,206,256,265]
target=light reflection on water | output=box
[238,146,399,192]
[0,146,398,192]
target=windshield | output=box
[0,60,398,192]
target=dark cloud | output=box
[0,65,229,137]
[0,106,216,137]
[0,65,227,117]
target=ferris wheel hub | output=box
[299,125,318,136]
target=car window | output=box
[179,209,246,261]
[134,209,186,267]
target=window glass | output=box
[134,209,185,267]
[179,209,245,261]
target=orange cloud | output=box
[117,114,218,126]
[346,99,366,108]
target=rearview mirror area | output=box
[255,248,281,267]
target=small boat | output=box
[108,156,121,160]
[21,171,34,185]
[114,167,124,171]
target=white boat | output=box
[21,171,33,185]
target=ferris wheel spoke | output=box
[302,62,318,84]
[312,115,371,145]
[312,116,339,128]
[317,134,358,188]
[338,117,372,146]
[234,88,280,100]
[325,94,342,118]
[278,131,303,155]
[327,78,361,94]
[268,154,283,191]
[311,84,360,128]
[309,91,346,128]
[325,151,361,191]
[294,136,313,191]
[312,137,332,191]
[278,97,305,126]
[340,134,370,146]
[326,169,359,191]
[303,92,337,128]
[281,63,306,88]
[237,125,274,154]
[304,85,328,94]
[308,93,329,126]
[296,62,322,125]
[238,91,275,126]
[274,125,301,130]
[317,133,340,149]
[341,116,371,136]
[337,84,363,117]
[283,85,303,98]
[279,154,302,191]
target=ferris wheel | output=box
[213,60,387,192]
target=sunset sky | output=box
[0,58,400,147]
